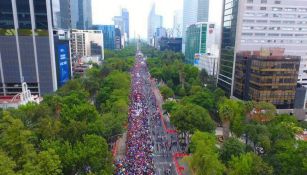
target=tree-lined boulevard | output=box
[0,43,306,175]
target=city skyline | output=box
[93,0,223,39]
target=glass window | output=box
[261,0,267,4]
[272,7,282,11]
[246,6,253,10]
[34,0,48,29]
[16,0,32,29]
[247,0,253,3]
[260,7,267,11]
[0,1,14,29]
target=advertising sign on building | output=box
[58,44,70,86]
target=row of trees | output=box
[147,49,307,175]
[0,54,134,174]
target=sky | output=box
[92,0,223,39]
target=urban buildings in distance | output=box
[70,0,93,30]
[113,8,130,46]
[70,29,104,61]
[148,4,163,46]
[92,25,116,50]
[182,0,209,53]
[0,0,71,99]
[173,10,183,38]
[217,0,307,96]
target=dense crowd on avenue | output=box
[115,53,156,174]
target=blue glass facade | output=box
[217,0,239,96]
[93,25,115,50]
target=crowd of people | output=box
[115,52,179,175]
[115,54,156,174]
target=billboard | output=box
[58,44,70,86]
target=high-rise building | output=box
[182,0,209,53]
[217,0,307,96]
[185,23,216,64]
[51,0,71,29]
[121,8,129,40]
[0,0,72,96]
[70,0,92,30]
[173,10,183,38]
[113,8,129,45]
[92,25,115,50]
[233,49,300,109]
[70,29,103,60]
[147,4,163,45]
[115,28,122,50]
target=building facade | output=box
[194,53,218,77]
[159,38,182,52]
[93,25,115,50]
[173,10,183,38]
[233,51,300,109]
[185,22,216,64]
[70,29,103,61]
[121,8,129,40]
[147,4,163,45]
[182,0,209,53]
[115,28,122,50]
[51,0,71,29]
[70,0,92,30]
[218,0,307,96]
[113,8,129,46]
[0,0,72,96]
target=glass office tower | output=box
[0,0,71,96]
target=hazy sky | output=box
[92,0,223,39]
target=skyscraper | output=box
[0,0,71,96]
[217,0,307,96]
[147,4,163,45]
[121,8,129,40]
[173,10,183,38]
[51,0,71,29]
[182,0,209,53]
[70,0,92,30]
[113,8,129,45]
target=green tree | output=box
[228,152,273,175]
[188,131,225,175]
[0,150,16,175]
[159,85,174,99]
[162,100,178,113]
[171,103,215,134]
[267,139,307,175]
[218,99,244,139]
[220,137,245,164]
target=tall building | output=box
[70,0,92,29]
[234,49,300,109]
[182,0,209,53]
[92,25,115,50]
[113,8,129,45]
[218,0,307,96]
[121,8,129,40]
[147,4,163,45]
[70,29,103,60]
[173,10,183,37]
[115,28,122,50]
[51,0,71,29]
[0,0,71,96]
[185,23,216,64]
